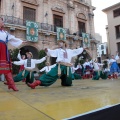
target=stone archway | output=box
[20,45,39,59]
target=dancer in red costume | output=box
[0,17,26,91]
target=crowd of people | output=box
[0,16,120,92]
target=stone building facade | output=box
[0,0,97,63]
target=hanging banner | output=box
[57,27,66,40]
[26,21,38,42]
[82,33,90,48]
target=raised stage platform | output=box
[0,78,120,120]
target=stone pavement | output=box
[0,78,120,120]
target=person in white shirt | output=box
[0,17,26,91]
[17,50,26,72]
[39,62,56,74]
[92,59,103,80]
[28,40,84,89]
[13,52,47,84]
[17,50,26,82]
[109,55,120,79]
[82,59,93,79]
[71,63,81,80]
[103,68,110,76]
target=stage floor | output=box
[0,78,120,120]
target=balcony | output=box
[1,15,70,35]
[75,31,96,40]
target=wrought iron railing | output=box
[1,15,70,34]
[76,31,95,39]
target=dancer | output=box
[92,59,103,80]
[28,40,84,89]
[13,52,47,84]
[17,50,27,82]
[17,50,26,72]
[0,17,25,91]
[71,63,81,80]
[82,59,93,79]
[39,62,56,74]
[109,54,120,79]
[75,63,83,76]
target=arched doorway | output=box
[20,46,38,59]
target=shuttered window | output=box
[23,7,36,21]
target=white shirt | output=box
[93,62,103,71]
[83,62,91,68]
[40,64,56,73]
[13,57,46,70]
[104,68,110,72]
[76,65,82,69]
[71,66,79,73]
[47,48,83,63]
[109,59,116,64]
[0,30,22,47]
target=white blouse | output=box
[0,30,23,47]
[13,57,46,70]
[40,64,56,73]
[47,48,83,63]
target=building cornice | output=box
[102,2,120,12]
[73,0,90,8]
[21,0,39,6]
[51,6,65,14]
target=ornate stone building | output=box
[0,0,97,62]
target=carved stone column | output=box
[67,0,75,34]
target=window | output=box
[53,14,63,32]
[78,21,86,37]
[101,45,104,50]
[23,7,36,21]
[53,14,63,27]
[117,43,120,54]
[115,25,120,39]
[113,8,120,17]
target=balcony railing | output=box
[76,31,95,39]
[1,15,70,34]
